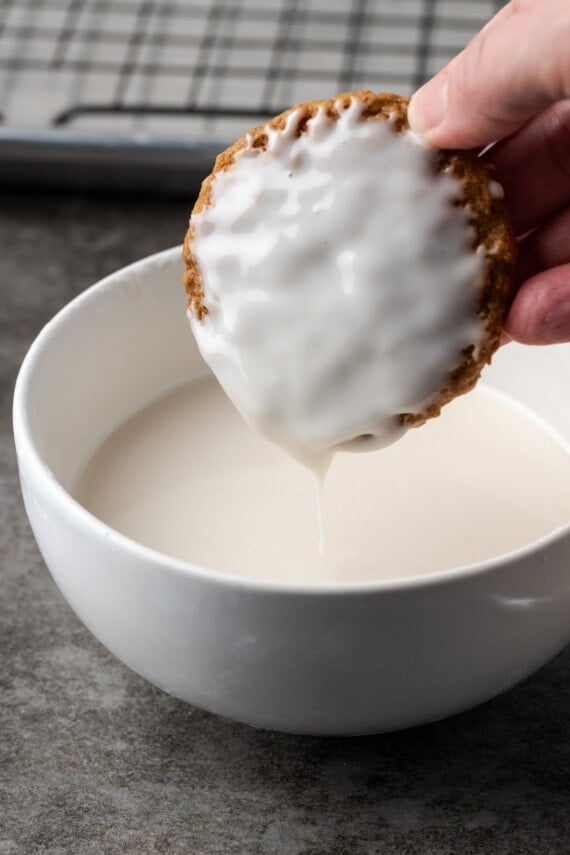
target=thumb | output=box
[408,0,570,149]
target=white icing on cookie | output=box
[189,98,484,470]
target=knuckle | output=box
[506,0,534,15]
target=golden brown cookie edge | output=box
[183,91,517,428]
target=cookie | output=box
[183,91,517,465]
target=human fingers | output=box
[408,0,570,149]
[500,208,570,343]
[483,101,570,236]
[503,265,570,345]
[516,205,570,284]
[501,203,570,346]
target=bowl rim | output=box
[13,246,570,597]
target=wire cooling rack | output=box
[0,0,507,192]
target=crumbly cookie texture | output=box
[183,90,517,430]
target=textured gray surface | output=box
[1,191,569,855]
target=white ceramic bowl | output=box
[13,247,570,735]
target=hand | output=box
[408,0,570,345]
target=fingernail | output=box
[408,75,450,140]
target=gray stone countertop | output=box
[1,190,568,855]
